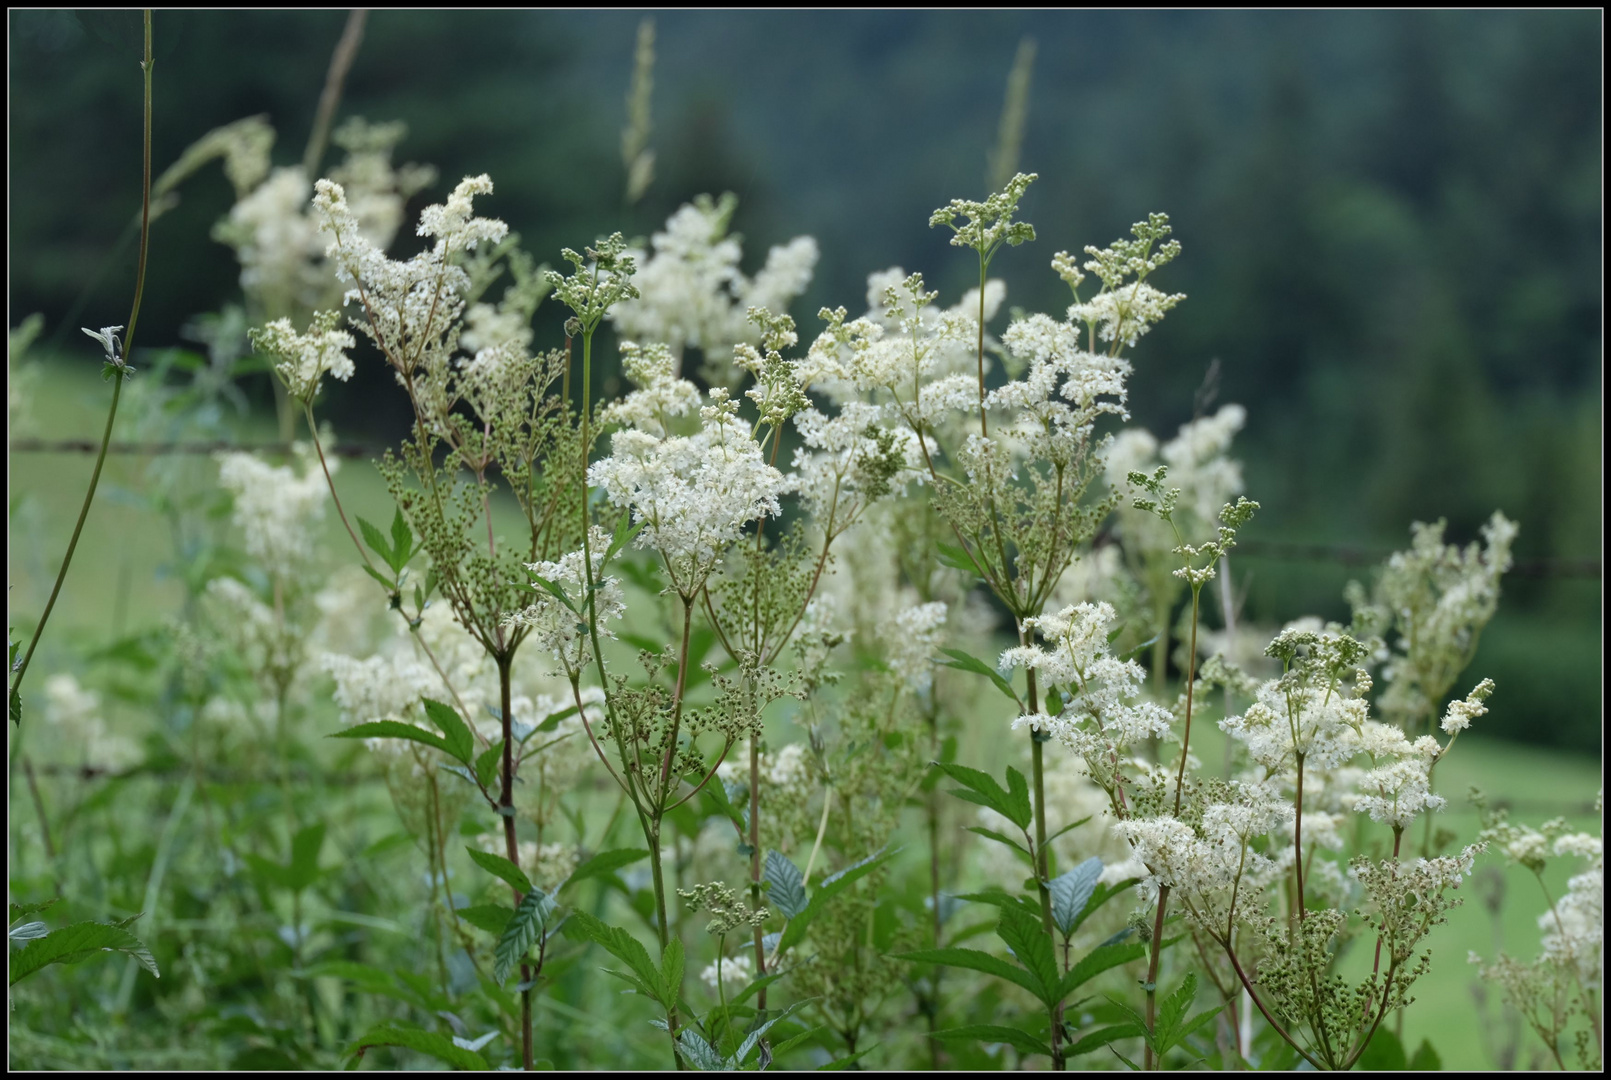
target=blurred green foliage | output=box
[9,10,1600,748]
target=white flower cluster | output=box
[314,174,506,382]
[43,673,141,771]
[213,118,433,321]
[609,193,818,376]
[504,527,626,676]
[251,310,355,402]
[1111,782,1291,910]
[591,394,790,593]
[601,340,702,435]
[699,952,754,991]
[1000,603,1172,767]
[880,601,949,694]
[215,445,331,577]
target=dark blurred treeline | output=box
[9,10,1601,748]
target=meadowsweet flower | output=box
[215,445,331,577]
[700,953,754,991]
[250,309,355,401]
[503,527,625,676]
[43,673,140,770]
[609,193,817,379]
[590,401,790,594]
[882,601,948,694]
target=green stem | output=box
[12,11,153,719]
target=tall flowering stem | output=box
[10,10,152,726]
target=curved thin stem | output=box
[12,11,153,718]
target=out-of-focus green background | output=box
[9,9,1601,750]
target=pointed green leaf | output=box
[465,847,534,895]
[995,903,1060,1008]
[1049,857,1103,937]
[963,827,1035,865]
[9,921,159,984]
[933,761,1030,829]
[895,945,1045,1000]
[528,572,578,613]
[936,648,1020,706]
[659,935,684,1008]
[1408,1038,1442,1071]
[494,888,554,984]
[1065,1023,1145,1058]
[389,508,414,572]
[361,563,396,590]
[330,720,449,756]
[475,741,503,791]
[931,1024,1052,1059]
[954,889,1044,920]
[935,540,984,579]
[563,848,649,890]
[1003,767,1033,830]
[604,509,644,565]
[347,1023,489,1070]
[764,850,808,919]
[356,515,394,567]
[677,1028,725,1070]
[563,910,669,1007]
[422,698,475,764]
[1060,939,1148,1000]
[9,898,60,924]
[454,904,515,936]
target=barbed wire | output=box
[10,437,382,458]
[12,438,1601,579]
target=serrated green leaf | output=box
[933,761,1030,829]
[1045,813,1093,846]
[494,888,554,984]
[963,827,1034,865]
[454,904,515,936]
[347,1023,489,1070]
[534,703,578,734]
[954,889,1044,919]
[1049,857,1103,937]
[931,1024,1053,1059]
[1060,939,1148,1000]
[9,898,60,924]
[475,741,502,791]
[422,698,475,764]
[1065,1023,1145,1058]
[935,540,984,578]
[764,850,808,919]
[564,910,669,1007]
[995,904,1060,1008]
[895,945,1045,1000]
[361,563,396,590]
[677,1028,725,1070]
[528,572,578,614]
[734,1000,810,1066]
[9,921,159,984]
[388,508,414,572]
[562,848,649,891]
[659,935,683,1008]
[330,720,449,756]
[356,516,394,568]
[465,847,534,895]
[936,648,1020,706]
[1004,766,1033,829]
